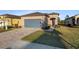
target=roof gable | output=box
[21,12,48,17]
[48,12,59,15]
[21,12,59,17]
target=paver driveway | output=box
[0,28,61,49]
[0,28,39,48]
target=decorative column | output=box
[4,17,8,30]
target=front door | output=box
[50,18,55,26]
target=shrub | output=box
[7,26,14,28]
[42,26,50,29]
[67,24,73,27]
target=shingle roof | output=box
[66,14,79,19]
[21,12,59,17]
[48,12,59,15]
[21,12,48,17]
[0,14,21,19]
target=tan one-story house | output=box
[0,14,22,28]
[0,12,59,29]
[65,14,79,26]
[21,12,59,28]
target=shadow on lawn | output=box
[33,30,66,48]
[23,29,67,49]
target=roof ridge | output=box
[0,14,20,17]
[21,12,59,17]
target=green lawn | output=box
[56,26,79,48]
[22,30,66,48]
[22,26,79,49]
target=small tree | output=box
[64,15,70,25]
[58,17,60,25]
[65,15,69,19]
[60,20,64,25]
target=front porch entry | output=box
[50,18,56,26]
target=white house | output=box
[65,14,79,26]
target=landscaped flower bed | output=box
[0,28,5,32]
[0,28,14,33]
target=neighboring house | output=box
[0,20,8,27]
[65,14,79,26]
[0,14,21,28]
[21,12,59,28]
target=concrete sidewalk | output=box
[6,40,60,49]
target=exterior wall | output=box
[66,18,73,25]
[12,19,20,26]
[7,18,21,27]
[18,19,23,27]
[6,18,12,26]
[21,15,59,28]
[48,14,59,26]
[0,16,11,26]
[48,17,52,26]
[0,16,21,27]
[21,16,46,27]
[65,18,74,26]
[65,20,69,25]
[75,15,79,25]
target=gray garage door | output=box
[24,19,41,28]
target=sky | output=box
[0,10,79,20]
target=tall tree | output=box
[65,15,69,19]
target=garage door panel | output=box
[24,19,41,28]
